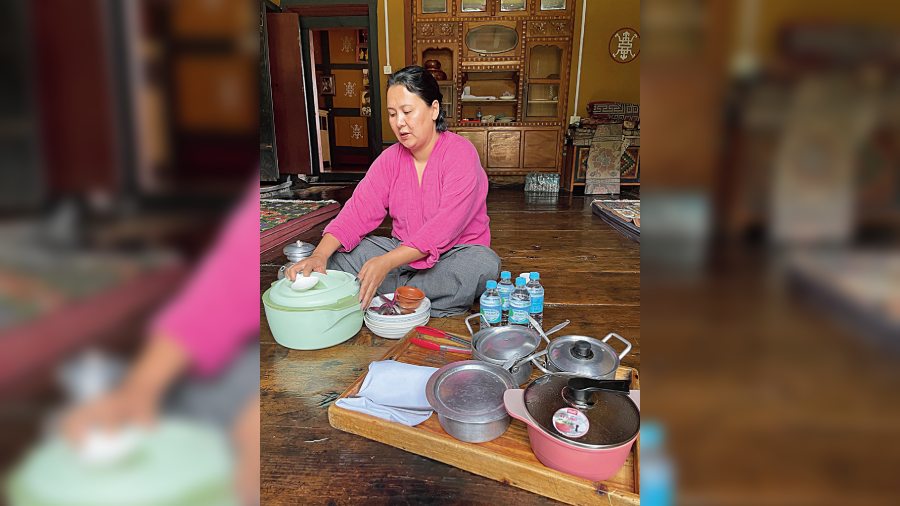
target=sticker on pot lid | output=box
[553,407,590,438]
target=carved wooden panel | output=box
[462,20,521,60]
[528,19,569,37]
[417,22,458,39]
[523,129,558,168]
[487,130,521,168]
[456,129,486,167]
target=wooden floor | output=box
[260,187,640,504]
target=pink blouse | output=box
[151,183,260,376]
[324,131,491,269]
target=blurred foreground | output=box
[642,0,900,503]
[0,0,257,503]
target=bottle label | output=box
[481,307,501,324]
[553,408,590,438]
[509,299,530,324]
[529,295,544,314]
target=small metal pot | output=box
[465,314,546,385]
[533,333,632,379]
[277,240,316,279]
[426,361,516,443]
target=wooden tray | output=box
[328,335,640,505]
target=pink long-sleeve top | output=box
[151,183,260,376]
[324,131,491,269]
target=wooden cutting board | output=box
[328,334,640,505]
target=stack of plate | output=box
[364,293,431,339]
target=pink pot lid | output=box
[523,374,639,449]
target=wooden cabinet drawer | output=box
[523,129,559,168]
[456,129,486,168]
[487,130,521,168]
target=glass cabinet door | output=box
[422,0,447,14]
[525,43,565,120]
[439,84,454,121]
[460,0,486,12]
[500,0,526,11]
[540,0,565,10]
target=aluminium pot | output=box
[464,314,547,385]
[532,333,632,380]
[426,361,516,443]
[504,373,640,482]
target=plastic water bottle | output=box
[640,422,675,506]
[497,271,514,325]
[479,280,502,330]
[508,277,531,327]
[526,272,544,329]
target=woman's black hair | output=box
[386,65,447,132]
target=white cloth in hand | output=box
[334,360,438,426]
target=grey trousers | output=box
[328,236,501,317]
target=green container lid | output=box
[264,270,359,312]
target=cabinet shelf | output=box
[527,99,558,104]
[461,98,517,103]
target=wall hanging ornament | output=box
[608,27,640,63]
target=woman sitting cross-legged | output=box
[287,65,500,317]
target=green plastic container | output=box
[262,270,363,350]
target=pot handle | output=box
[602,332,632,360]
[527,315,551,345]
[530,350,552,375]
[464,313,483,337]
[503,389,538,428]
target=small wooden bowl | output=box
[394,285,425,310]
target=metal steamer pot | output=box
[464,315,568,385]
[426,361,516,443]
[532,333,632,379]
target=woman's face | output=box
[387,84,439,152]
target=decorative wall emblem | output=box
[609,27,640,63]
[351,124,363,140]
[344,81,357,97]
[341,35,354,54]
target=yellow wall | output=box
[375,0,640,141]
[567,0,641,120]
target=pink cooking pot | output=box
[503,374,640,482]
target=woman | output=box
[288,65,500,317]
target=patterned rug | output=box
[260,199,339,233]
[585,124,625,195]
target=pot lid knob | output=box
[570,341,594,360]
[562,377,631,408]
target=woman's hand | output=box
[286,254,328,281]
[356,254,396,310]
[62,386,159,443]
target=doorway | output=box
[291,2,382,179]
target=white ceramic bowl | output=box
[364,294,430,323]
[364,294,431,339]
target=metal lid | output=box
[426,361,516,423]
[474,326,541,362]
[283,240,315,261]
[523,374,639,449]
[547,335,619,378]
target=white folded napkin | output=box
[334,360,438,426]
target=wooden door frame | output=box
[283,0,382,180]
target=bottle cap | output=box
[500,271,511,279]
[486,280,498,289]
[515,277,526,287]
[530,272,540,280]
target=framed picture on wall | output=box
[318,74,335,95]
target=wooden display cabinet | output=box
[408,0,574,175]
